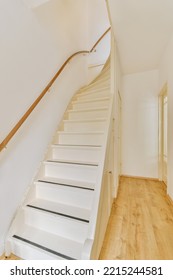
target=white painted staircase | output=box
[5,59,114,260]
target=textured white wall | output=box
[121,70,159,178]
[0,0,89,254]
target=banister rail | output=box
[0,27,110,152]
[90,27,111,52]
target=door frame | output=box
[158,83,167,184]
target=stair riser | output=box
[24,209,88,242]
[9,239,61,260]
[63,121,106,132]
[80,77,110,90]
[84,80,110,91]
[51,146,101,163]
[77,88,109,97]
[55,133,103,145]
[68,109,108,120]
[35,182,94,209]
[43,162,98,182]
[77,92,109,101]
[72,100,110,110]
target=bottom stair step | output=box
[10,225,84,260]
[37,177,95,191]
[13,235,75,260]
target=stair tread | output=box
[51,144,102,148]
[78,91,109,97]
[68,106,108,112]
[43,160,98,168]
[12,225,83,259]
[77,92,110,97]
[46,159,99,165]
[57,131,104,135]
[26,198,90,222]
[77,94,110,100]
[78,86,109,93]
[72,96,110,104]
[63,118,106,123]
[37,176,95,190]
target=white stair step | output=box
[72,97,110,109]
[84,79,110,90]
[63,119,106,132]
[98,71,110,79]
[84,82,110,92]
[73,96,110,103]
[10,225,83,259]
[55,131,104,145]
[9,236,61,259]
[67,107,109,120]
[27,198,91,222]
[41,161,98,182]
[80,78,110,91]
[46,158,98,165]
[77,92,110,101]
[36,176,95,190]
[92,71,110,82]
[23,207,88,241]
[79,79,109,93]
[49,144,101,163]
[78,86,109,96]
[34,180,94,209]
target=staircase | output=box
[5,59,113,260]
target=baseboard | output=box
[120,174,159,181]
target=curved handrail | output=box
[90,27,111,52]
[0,27,110,152]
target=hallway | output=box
[100,176,173,260]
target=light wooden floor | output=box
[0,254,20,260]
[99,176,173,260]
[2,176,173,260]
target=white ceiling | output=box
[108,0,173,74]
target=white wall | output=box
[121,70,159,178]
[87,0,110,49]
[0,0,89,254]
[87,0,110,83]
[158,32,173,199]
[34,0,88,54]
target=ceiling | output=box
[108,0,173,74]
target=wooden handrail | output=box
[0,27,110,152]
[90,27,111,52]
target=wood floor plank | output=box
[99,176,173,260]
[0,254,20,260]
